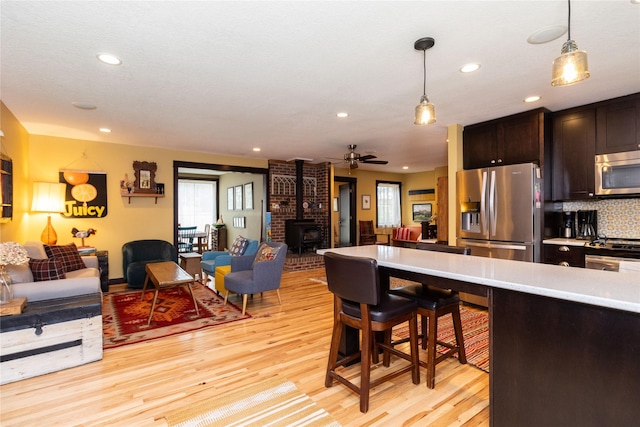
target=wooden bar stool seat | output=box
[323,252,420,413]
[389,243,470,388]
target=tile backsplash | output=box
[563,198,640,239]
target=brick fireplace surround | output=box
[268,160,329,271]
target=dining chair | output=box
[323,252,420,413]
[177,226,197,253]
[358,221,389,245]
[194,223,210,253]
[388,243,469,388]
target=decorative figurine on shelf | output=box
[214,216,225,228]
[71,227,97,247]
[120,174,132,194]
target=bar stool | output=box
[324,252,420,413]
[389,243,469,388]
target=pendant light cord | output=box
[567,0,571,40]
[422,49,427,97]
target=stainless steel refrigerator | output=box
[456,163,542,263]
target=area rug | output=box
[164,376,341,427]
[311,276,489,373]
[392,305,489,373]
[103,284,250,349]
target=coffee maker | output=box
[576,210,597,240]
[561,211,576,238]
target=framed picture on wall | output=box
[412,203,432,222]
[235,185,243,210]
[244,182,253,210]
[362,194,371,210]
[227,187,234,210]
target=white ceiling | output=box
[1,1,639,173]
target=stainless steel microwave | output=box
[595,150,640,196]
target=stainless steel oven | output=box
[585,255,640,272]
[595,150,640,196]
[584,239,640,272]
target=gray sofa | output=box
[9,241,101,302]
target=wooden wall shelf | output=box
[121,193,164,204]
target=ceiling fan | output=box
[335,144,389,169]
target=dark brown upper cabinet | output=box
[596,93,640,154]
[463,108,548,170]
[552,107,596,201]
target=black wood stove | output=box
[285,219,323,256]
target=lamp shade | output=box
[31,182,66,213]
[551,40,590,86]
[414,95,436,125]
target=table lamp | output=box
[31,182,66,245]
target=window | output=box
[376,181,401,227]
[178,179,217,230]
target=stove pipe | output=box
[295,159,304,220]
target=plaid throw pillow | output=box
[29,258,66,281]
[44,243,86,272]
[229,236,249,256]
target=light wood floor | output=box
[0,269,489,426]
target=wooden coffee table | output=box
[140,261,199,326]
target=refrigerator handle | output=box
[481,171,488,232]
[490,170,497,235]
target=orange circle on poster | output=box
[63,171,89,185]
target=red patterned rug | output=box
[393,305,489,373]
[103,284,250,349]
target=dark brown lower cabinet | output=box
[491,288,640,427]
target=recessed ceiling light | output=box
[253,147,261,152]
[97,53,122,65]
[460,63,480,73]
[99,128,112,133]
[402,166,409,170]
[336,112,349,118]
[527,25,567,44]
[71,102,97,110]
[524,96,541,103]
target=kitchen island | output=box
[317,245,640,427]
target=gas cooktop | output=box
[584,238,640,258]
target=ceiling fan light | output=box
[414,95,436,125]
[551,41,589,86]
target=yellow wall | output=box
[334,164,448,245]
[447,124,464,244]
[0,102,31,242]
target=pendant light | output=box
[414,37,436,125]
[551,0,590,86]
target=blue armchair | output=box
[200,237,260,284]
[223,242,288,315]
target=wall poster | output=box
[59,170,108,218]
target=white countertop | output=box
[543,238,588,247]
[317,245,640,314]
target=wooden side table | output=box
[179,252,202,279]
[95,250,109,292]
[211,227,227,251]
